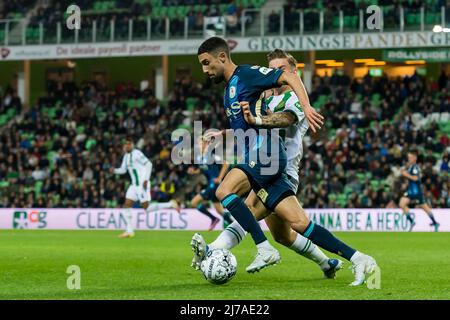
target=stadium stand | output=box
[7,0,447,44]
[0,70,448,209]
[0,1,449,209]
[300,71,450,209]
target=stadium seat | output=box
[0,181,10,188]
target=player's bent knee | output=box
[215,186,228,202]
[290,221,309,234]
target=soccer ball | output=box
[200,248,237,285]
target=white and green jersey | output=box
[266,90,309,183]
[114,149,152,186]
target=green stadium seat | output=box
[186,97,197,112]
[370,180,380,189]
[7,171,19,180]
[315,1,324,10]
[252,0,266,9]
[425,13,438,25]
[406,13,420,26]
[160,7,168,17]
[136,98,144,108]
[152,7,162,18]
[85,139,97,150]
[332,16,340,28]
[76,125,85,134]
[0,115,8,126]
[0,181,10,188]
[6,108,16,118]
[126,99,136,109]
[176,6,187,17]
[241,0,250,8]
[167,7,177,19]
[344,186,353,195]
[371,93,380,103]
[337,194,347,207]
[151,0,162,7]
[219,4,228,15]
[344,16,358,28]
[356,172,366,181]
[47,151,57,164]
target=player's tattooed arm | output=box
[241,101,295,128]
[262,111,296,128]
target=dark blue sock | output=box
[428,213,437,225]
[302,222,356,261]
[197,204,217,221]
[223,211,233,224]
[405,212,414,223]
[221,193,266,245]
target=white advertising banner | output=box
[0,31,449,61]
[0,208,448,232]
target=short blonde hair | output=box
[267,49,297,70]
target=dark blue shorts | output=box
[237,161,295,211]
[255,173,297,211]
[235,154,287,188]
[200,182,219,202]
[404,191,425,205]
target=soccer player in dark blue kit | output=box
[192,38,377,285]
[399,149,440,232]
[193,36,323,272]
[188,137,233,230]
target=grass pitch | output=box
[0,230,449,300]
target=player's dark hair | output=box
[267,49,298,70]
[125,135,134,144]
[197,37,230,58]
[408,148,419,157]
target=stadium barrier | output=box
[1,31,448,60]
[0,208,448,232]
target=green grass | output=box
[0,230,449,300]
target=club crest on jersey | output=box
[229,86,236,99]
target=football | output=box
[200,249,237,285]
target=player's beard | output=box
[212,73,225,84]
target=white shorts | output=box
[126,185,151,203]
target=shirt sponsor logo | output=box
[230,101,241,115]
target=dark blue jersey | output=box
[224,65,282,131]
[407,164,423,195]
[223,65,286,160]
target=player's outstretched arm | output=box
[215,161,230,183]
[241,101,295,128]
[277,71,324,132]
[113,155,127,175]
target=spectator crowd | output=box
[0,67,449,209]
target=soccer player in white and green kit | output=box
[112,136,180,238]
[192,50,344,279]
